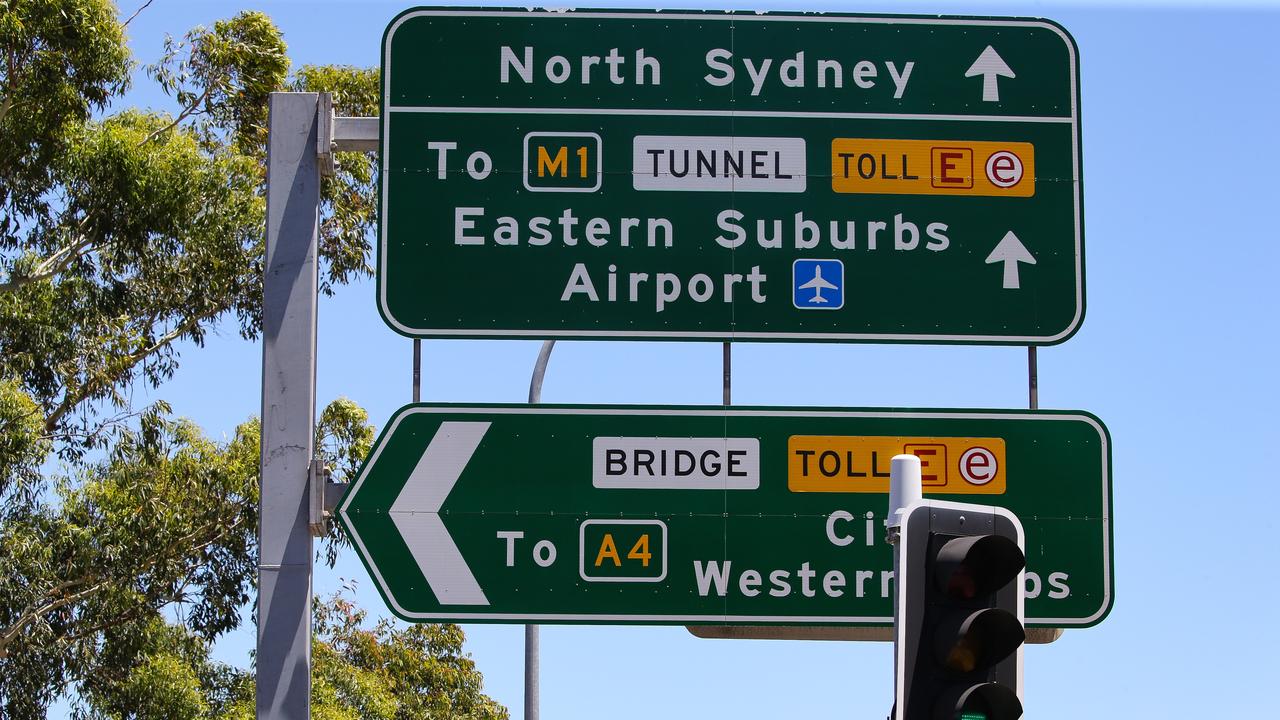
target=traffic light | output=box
[894,501,1026,720]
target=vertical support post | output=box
[1028,346,1039,410]
[528,341,555,405]
[524,625,540,720]
[722,342,732,405]
[887,454,923,720]
[525,340,555,720]
[413,339,422,402]
[259,92,320,720]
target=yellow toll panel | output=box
[830,139,1035,197]
[787,436,1007,494]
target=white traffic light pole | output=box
[886,455,923,545]
[886,454,922,720]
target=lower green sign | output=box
[338,405,1112,626]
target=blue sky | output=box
[101,1,1280,718]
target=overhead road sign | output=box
[378,8,1084,344]
[338,405,1112,626]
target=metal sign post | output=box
[259,93,376,719]
[887,454,923,720]
[259,92,320,720]
[524,340,555,720]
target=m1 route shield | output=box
[378,8,1084,343]
[337,405,1112,626]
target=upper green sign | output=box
[378,8,1084,343]
[338,405,1112,627]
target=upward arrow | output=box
[389,421,491,606]
[985,231,1036,290]
[965,46,1015,102]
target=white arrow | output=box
[965,46,1015,102]
[389,421,491,606]
[985,231,1036,290]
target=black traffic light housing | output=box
[894,501,1026,720]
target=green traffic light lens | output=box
[948,682,1023,720]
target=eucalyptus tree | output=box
[0,3,505,717]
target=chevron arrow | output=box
[388,421,491,606]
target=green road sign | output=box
[338,405,1112,626]
[378,8,1084,343]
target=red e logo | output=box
[959,446,998,486]
[985,150,1024,188]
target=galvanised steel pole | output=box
[259,92,320,720]
[524,340,555,720]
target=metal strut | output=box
[524,340,555,720]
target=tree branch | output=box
[0,232,95,293]
[140,84,213,146]
[0,44,17,125]
[0,577,114,658]
[122,0,157,28]
[0,506,249,657]
[44,311,210,434]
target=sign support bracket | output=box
[1028,347,1039,410]
[1024,346,1064,644]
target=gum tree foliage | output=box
[0,3,506,717]
[84,592,510,720]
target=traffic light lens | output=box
[953,682,1023,720]
[935,535,1025,599]
[944,635,981,673]
[935,608,1026,673]
[948,565,979,599]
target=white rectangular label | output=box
[592,437,760,489]
[632,136,806,192]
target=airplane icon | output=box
[792,259,844,310]
[798,266,839,304]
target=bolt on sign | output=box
[337,406,1113,626]
[378,8,1084,343]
